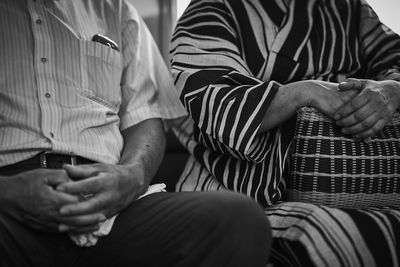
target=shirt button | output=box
[36,19,42,25]
[41,57,47,63]
[45,93,51,98]
[50,132,55,138]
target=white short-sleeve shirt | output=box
[0,0,187,166]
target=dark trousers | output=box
[0,174,271,266]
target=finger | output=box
[334,94,368,120]
[58,212,106,229]
[59,194,109,216]
[59,222,102,234]
[336,103,376,128]
[63,164,101,180]
[337,89,359,107]
[338,78,365,91]
[44,170,71,186]
[49,189,81,204]
[340,111,379,135]
[351,118,387,140]
[23,215,60,232]
[56,174,106,195]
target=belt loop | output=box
[40,152,47,168]
[70,152,77,166]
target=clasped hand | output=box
[335,78,400,140]
[56,163,144,233]
[5,164,143,234]
[302,78,400,140]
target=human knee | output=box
[192,191,271,263]
[194,191,270,237]
[201,191,265,218]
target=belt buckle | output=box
[39,152,77,168]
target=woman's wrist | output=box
[281,81,312,109]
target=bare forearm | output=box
[257,82,307,133]
[258,80,356,133]
[120,118,166,188]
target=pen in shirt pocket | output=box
[92,34,120,52]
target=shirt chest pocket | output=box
[79,40,122,110]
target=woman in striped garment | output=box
[170,0,400,266]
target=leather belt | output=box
[39,152,94,168]
[0,152,95,174]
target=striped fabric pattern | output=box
[0,0,186,166]
[170,0,400,265]
[266,202,400,267]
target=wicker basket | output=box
[287,107,400,208]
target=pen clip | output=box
[91,34,120,51]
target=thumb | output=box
[62,164,97,180]
[45,170,71,186]
[338,78,364,91]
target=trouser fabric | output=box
[0,190,271,267]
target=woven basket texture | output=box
[288,107,400,208]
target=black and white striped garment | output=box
[170,0,400,266]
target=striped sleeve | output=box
[358,0,400,81]
[170,0,281,163]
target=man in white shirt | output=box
[0,0,271,266]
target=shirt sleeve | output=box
[358,0,400,81]
[170,0,281,163]
[118,1,187,131]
